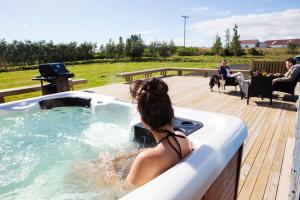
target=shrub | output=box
[178,47,197,56]
[248,48,264,56]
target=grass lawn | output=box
[0,62,214,102]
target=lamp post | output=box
[182,16,189,48]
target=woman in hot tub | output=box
[73,78,193,189]
[126,78,193,186]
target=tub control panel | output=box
[133,117,203,147]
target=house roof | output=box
[240,40,258,44]
[272,40,290,45]
[264,40,276,46]
[289,39,300,45]
[264,39,300,46]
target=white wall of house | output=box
[271,45,287,48]
[241,44,256,48]
[258,42,267,48]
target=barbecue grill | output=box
[33,63,74,95]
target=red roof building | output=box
[264,40,276,47]
[264,39,300,48]
[240,40,258,48]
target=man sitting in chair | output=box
[209,59,243,92]
[272,58,300,95]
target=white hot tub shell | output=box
[0,91,248,200]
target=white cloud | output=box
[182,6,231,17]
[189,9,300,47]
[21,23,29,28]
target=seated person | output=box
[127,78,193,186]
[209,59,244,92]
[272,58,300,95]
[238,58,300,98]
[272,58,299,85]
[209,59,228,91]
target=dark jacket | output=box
[218,66,231,78]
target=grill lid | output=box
[38,63,74,78]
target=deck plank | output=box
[276,104,297,200]
[87,76,298,200]
[237,106,282,198]
[276,138,295,200]
[250,106,287,199]
[242,107,271,164]
[263,105,291,200]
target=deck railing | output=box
[117,67,250,83]
[290,96,300,199]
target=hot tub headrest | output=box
[134,117,203,148]
[39,97,91,109]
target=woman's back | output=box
[127,78,193,187]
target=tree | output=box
[148,41,159,57]
[223,28,231,56]
[211,33,223,56]
[230,24,242,56]
[287,42,297,53]
[98,44,106,59]
[158,41,171,58]
[168,40,177,56]
[116,37,125,60]
[0,39,7,68]
[0,39,98,67]
[125,34,145,60]
[105,39,116,59]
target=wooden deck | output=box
[87,76,298,200]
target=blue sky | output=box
[0,0,299,47]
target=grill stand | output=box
[33,77,70,95]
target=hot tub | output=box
[0,91,247,200]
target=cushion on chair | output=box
[224,77,239,86]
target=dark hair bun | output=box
[129,78,168,99]
[129,78,174,131]
[141,78,168,96]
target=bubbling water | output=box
[0,106,137,200]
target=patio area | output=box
[88,75,298,200]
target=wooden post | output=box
[204,70,208,77]
[0,96,4,103]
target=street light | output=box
[182,16,189,48]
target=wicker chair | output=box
[272,67,300,95]
[220,76,239,93]
[246,76,273,105]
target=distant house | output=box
[258,42,267,48]
[264,39,300,48]
[271,40,289,48]
[240,40,258,48]
[263,40,274,48]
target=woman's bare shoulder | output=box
[126,147,165,186]
[135,147,160,161]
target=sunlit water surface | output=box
[0,107,136,200]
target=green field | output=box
[0,62,214,102]
[0,48,298,103]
